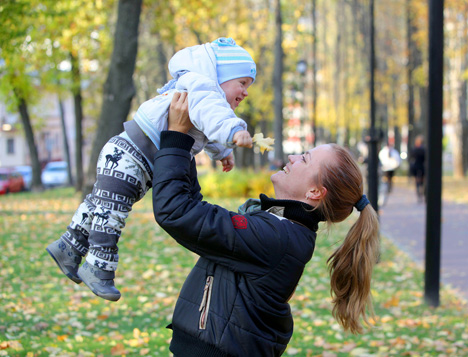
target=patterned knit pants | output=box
[60,135,153,271]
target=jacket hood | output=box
[168,43,218,82]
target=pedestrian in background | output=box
[379,140,401,195]
[409,135,426,203]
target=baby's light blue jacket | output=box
[132,42,247,161]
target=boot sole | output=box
[46,247,82,284]
[77,271,121,302]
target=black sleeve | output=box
[152,131,287,275]
[159,130,195,151]
[157,130,202,201]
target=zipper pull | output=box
[199,276,214,329]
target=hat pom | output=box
[213,37,237,46]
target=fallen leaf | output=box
[383,294,400,308]
[57,335,68,341]
[350,348,370,356]
[110,343,127,356]
[340,343,357,352]
[286,347,300,355]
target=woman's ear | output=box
[306,186,328,201]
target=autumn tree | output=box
[273,0,285,161]
[0,1,44,190]
[84,0,142,195]
[41,0,113,191]
[140,0,276,168]
[445,0,467,178]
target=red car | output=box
[0,168,25,194]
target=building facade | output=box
[0,95,91,176]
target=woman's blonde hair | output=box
[314,144,380,334]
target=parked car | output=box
[41,161,69,188]
[0,168,25,195]
[14,165,32,191]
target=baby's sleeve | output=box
[176,72,247,147]
[204,142,232,161]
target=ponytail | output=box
[314,144,380,334]
[327,204,379,334]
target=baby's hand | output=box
[220,152,235,172]
[233,130,253,148]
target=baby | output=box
[46,37,256,301]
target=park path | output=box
[379,184,468,301]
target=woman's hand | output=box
[168,91,193,133]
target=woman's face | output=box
[271,144,334,203]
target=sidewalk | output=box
[379,185,468,301]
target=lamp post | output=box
[297,59,307,152]
[425,0,444,308]
[367,0,379,212]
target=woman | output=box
[152,92,380,356]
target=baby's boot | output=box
[77,261,121,301]
[46,238,83,284]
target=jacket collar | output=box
[259,194,325,232]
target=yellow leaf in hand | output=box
[253,133,275,154]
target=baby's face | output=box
[220,77,253,110]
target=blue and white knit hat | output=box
[211,37,257,85]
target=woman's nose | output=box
[288,155,299,163]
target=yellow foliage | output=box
[199,169,275,199]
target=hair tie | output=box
[354,194,370,212]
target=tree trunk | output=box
[15,91,42,190]
[311,0,317,146]
[70,51,84,191]
[233,110,255,169]
[447,16,465,178]
[352,0,370,72]
[321,0,330,141]
[83,0,142,196]
[259,119,269,167]
[410,2,427,138]
[462,54,468,175]
[273,0,284,161]
[418,86,428,136]
[334,0,343,144]
[156,34,168,89]
[406,0,416,162]
[343,1,351,148]
[463,6,468,175]
[58,96,73,185]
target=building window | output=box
[7,138,14,155]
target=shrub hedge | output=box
[199,169,275,199]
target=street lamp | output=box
[296,59,307,76]
[296,60,307,152]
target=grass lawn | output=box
[1,187,467,356]
[394,176,468,204]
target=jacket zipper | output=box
[199,275,214,330]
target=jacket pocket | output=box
[199,275,214,330]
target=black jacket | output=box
[152,131,323,357]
